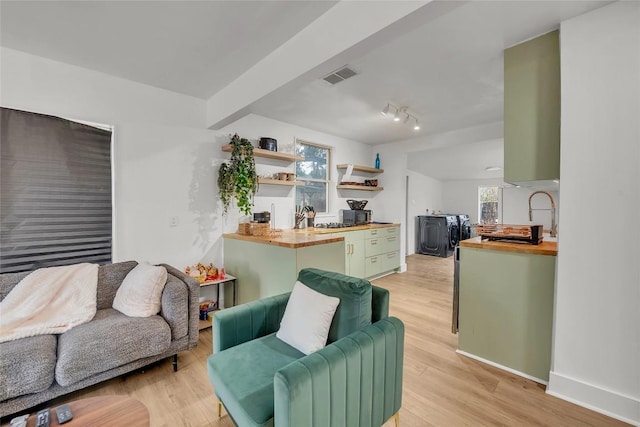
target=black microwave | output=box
[340,209,372,225]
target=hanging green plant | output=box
[217,133,258,216]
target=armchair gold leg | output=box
[217,400,222,418]
[394,411,400,427]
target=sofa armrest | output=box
[274,317,404,427]
[371,285,389,322]
[160,264,200,350]
[213,292,290,353]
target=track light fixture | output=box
[381,103,421,131]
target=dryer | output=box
[458,214,471,241]
[417,215,458,257]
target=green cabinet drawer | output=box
[381,250,400,272]
[365,226,398,239]
[364,237,385,257]
[364,255,382,277]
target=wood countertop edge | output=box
[223,232,344,248]
[459,237,558,256]
[303,223,401,234]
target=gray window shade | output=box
[1,108,112,273]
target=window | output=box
[478,186,501,224]
[295,140,330,213]
[0,108,113,273]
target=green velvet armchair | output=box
[207,268,405,427]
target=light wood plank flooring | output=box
[37,254,626,426]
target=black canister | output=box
[259,137,277,152]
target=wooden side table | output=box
[199,274,237,330]
[23,396,149,426]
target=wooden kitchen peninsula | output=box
[457,236,557,384]
[459,236,557,256]
[223,230,345,304]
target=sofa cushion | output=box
[96,261,138,310]
[112,262,168,317]
[297,268,372,343]
[208,333,304,427]
[55,308,171,386]
[0,335,56,401]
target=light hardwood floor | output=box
[39,254,626,426]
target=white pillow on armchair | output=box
[276,281,340,355]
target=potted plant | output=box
[217,133,258,216]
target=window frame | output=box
[294,139,331,215]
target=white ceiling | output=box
[0,1,337,98]
[0,0,611,180]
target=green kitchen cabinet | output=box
[504,30,560,184]
[334,230,366,279]
[223,238,345,304]
[458,247,556,383]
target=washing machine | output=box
[457,214,471,242]
[417,215,458,257]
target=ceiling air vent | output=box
[322,66,357,85]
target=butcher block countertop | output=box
[223,230,344,249]
[459,236,557,256]
[306,223,400,234]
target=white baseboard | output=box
[455,349,548,385]
[547,371,640,426]
[400,262,407,273]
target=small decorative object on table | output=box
[185,263,226,283]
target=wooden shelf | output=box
[337,164,384,174]
[199,319,211,331]
[221,145,303,161]
[258,178,305,186]
[337,185,384,191]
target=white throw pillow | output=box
[112,262,168,317]
[276,281,340,355]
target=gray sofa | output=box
[0,261,200,418]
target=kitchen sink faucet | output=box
[528,191,557,237]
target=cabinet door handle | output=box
[371,239,378,245]
[350,243,354,255]
[371,257,378,264]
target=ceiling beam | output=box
[205,1,437,130]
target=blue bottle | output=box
[375,153,380,169]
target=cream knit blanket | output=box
[0,263,98,343]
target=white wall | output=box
[0,47,374,275]
[548,2,640,424]
[219,114,373,230]
[405,171,443,255]
[0,47,218,269]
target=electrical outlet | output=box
[169,216,179,227]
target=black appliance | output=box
[258,137,277,151]
[340,209,372,226]
[452,245,460,333]
[253,211,270,223]
[417,215,459,257]
[457,214,471,241]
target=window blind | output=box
[0,108,112,273]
